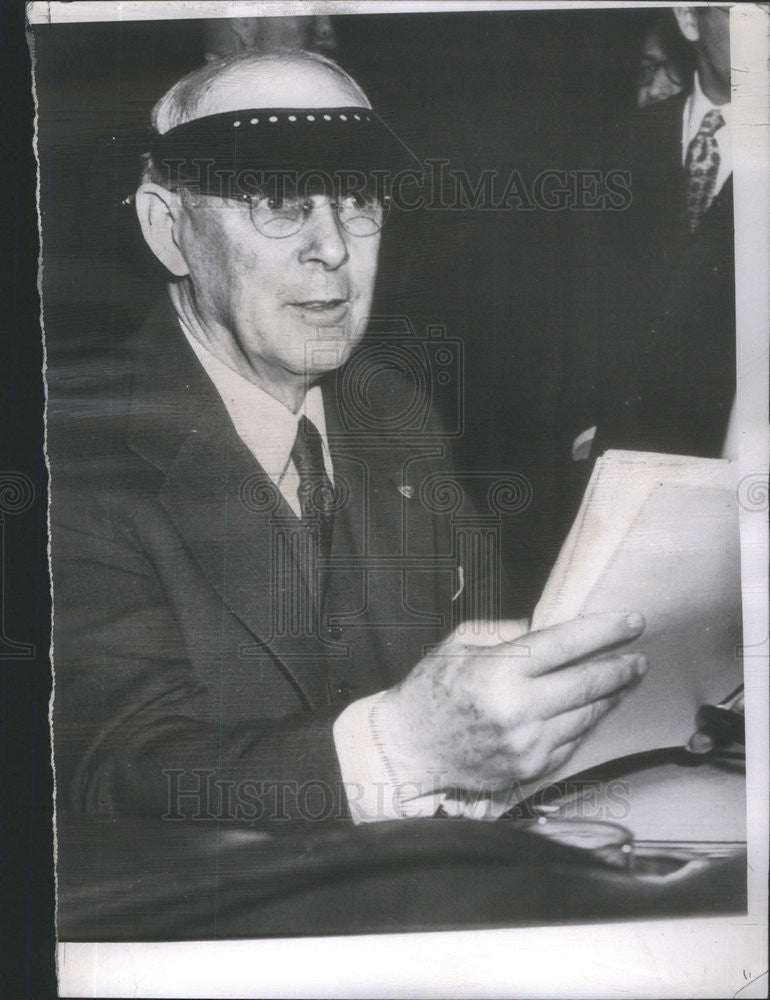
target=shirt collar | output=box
[685,71,731,141]
[174,306,332,485]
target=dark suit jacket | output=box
[49,299,468,822]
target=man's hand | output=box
[376,611,647,790]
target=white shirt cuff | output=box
[333,692,439,822]
[333,692,518,823]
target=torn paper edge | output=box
[25,10,60,987]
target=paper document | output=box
[520,449,743,798]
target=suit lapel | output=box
[322,382,452,685]
[126,300,331,708]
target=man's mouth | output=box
[292,298,348,311]
[289,298,350,324]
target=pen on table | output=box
[686,683,745,755]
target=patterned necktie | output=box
[684,108,725,231]
[290,415,335,559]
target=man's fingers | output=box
[509,611,645,676]
[542,738,582,776]
[547,692,624,750]
[538,652,648,718]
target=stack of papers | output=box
[521,450,744,799]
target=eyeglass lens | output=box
[250,193,387,239]
[638,58,684,88]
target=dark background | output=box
[5,8,669,996]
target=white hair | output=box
[152,48,369,134]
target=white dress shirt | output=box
[179,324,333,517]
[681,71,732,197]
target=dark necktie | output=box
[290,415,335,559]
[684,108,725,231]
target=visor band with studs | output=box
[149,107,422,197]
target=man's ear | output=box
[134,183,190,277]
[673,7,700,44]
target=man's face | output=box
[175,189,380,384]
[638,27,684,108]
[166,58,381,392]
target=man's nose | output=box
[298,203,349,270]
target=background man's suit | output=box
[49,299,467,820]
[527,90,736,589]
[591,90,735,458]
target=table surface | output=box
[56,754,747,942]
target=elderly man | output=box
[49,50,646,827]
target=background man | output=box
[49,50,647,827]
[533,5,737,578]
[635,15,694,109]
[571,4,734,464]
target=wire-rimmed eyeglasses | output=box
[124,187,390,239]
[637,57,685,90]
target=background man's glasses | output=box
[637,57,684,89]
